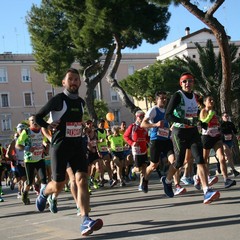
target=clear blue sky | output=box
[0,0,239,54]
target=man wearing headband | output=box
[165,72,220,204]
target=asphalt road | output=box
[0,168,240,240]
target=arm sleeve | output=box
[165,92,186,124]
[35,95,62,128]
[201,110,215,123]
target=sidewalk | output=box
[0,170,239,240]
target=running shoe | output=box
[208,176,218,186]
[203,189,220,204]
[233,169,240,177]
[193,175,201,190]
[10,180,15,190]
[64,185,70,192]
[17,192,21,199]
[0,196,4,202]
[128,167,137,181]
[120,180,126,187]
[34,184,40,195]
[224,179,236,188]
[80,217,103,236]
[174,184,187,196]
[22,191,30,205]
[180,176,193,185]
[77,208,81,216]
[161,176,174,198]
[138,184,143,191]
[142,178,148,193]
[110,179,117,188]
[36,187,47,212]
[47,194,58,213]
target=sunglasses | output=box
[182,79,194,84]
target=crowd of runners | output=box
[0,69,239,236]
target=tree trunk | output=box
[106,35,140,115]
[180,0,231,114]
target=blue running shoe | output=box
[36,187,47,212]
[203,189,220,204]
[80,217,103,236]
[47,194,58,213]
[161,176,174,198]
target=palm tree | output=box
[178,39,240,118]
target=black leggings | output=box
[172,127,205,169]
[25,159,47,186]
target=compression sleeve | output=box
[165,92,185,124]
[201,110,215,123]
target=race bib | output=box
[100,146,108,152]
[32,147,44,161]
[224,134,232,141]
[157,128,169,138]
[208,127,220,137]
[115,146,123,152]
[132,146,141,155]
[66,122,82,138]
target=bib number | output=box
[224,134,232,141]
[157,128,169,138]
[66,122,82,138]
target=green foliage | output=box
[27,1,75,86]
[83,99,109,121]
[119,58,187,102]
[176,39,240,115]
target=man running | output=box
[165,72,220,204]
[35,68,103,236]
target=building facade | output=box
[0,52,158,145]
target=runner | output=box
[35,68,103,236]
[123,110,149,191]
[199,96,236,188]
[15,115,47,205]
[165,72,220,204]
[141,91,186,196]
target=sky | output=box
[0,0,239,54]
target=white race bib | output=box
[66,122,83,138]
[224,134,232,141]
[157,128,169,138]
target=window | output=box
[1,114,11,131]
[128,65,135,75]
[192,54,196,58]
[110,89,119,102]
[0,93,9,107]
[113,110,120,123]
[46,91,53,101]
[24,92,33,106]
[0,67,8,83]
[21,67,31,82]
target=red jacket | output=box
[123,123,149,155]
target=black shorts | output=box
[12,163,26,178]
[111,151,124,160]
[149,139,174,164]
[88,151,100,164]
[172,127,205,168]
[25,159,47,186]
[133,153,148,168]
[51,138,88,182]
[201,135,222,149]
